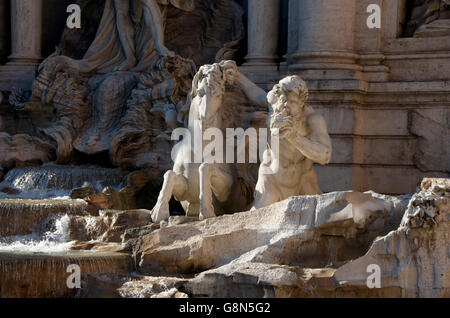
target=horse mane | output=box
[179,66,267,130]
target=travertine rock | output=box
[333,178,450,297]
[122,223,160,244]
[86,187,136,212]
[100,209,153,242]
[118,276,189,298]
[70,186,97,200]
[179,178,450,298]
[137,191,408,275]
[185,262,337,298]
[68,209,153,243]
[68,215,110,242]
[0,133,55,168]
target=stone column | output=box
[0,0,43,90]
[0,0,8,63]
[245,0,280,67]
[289,0,360,77]
[8,0,43,65]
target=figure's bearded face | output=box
[269,84,304,116]
[268,79,309,137]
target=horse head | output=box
[189,61,236,131]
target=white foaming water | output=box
[0,215,75,253]
[0,163,125,200]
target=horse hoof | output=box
[199,210,215,221]
[151,202,170,223]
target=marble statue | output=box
[151,61,265,222]
[0,0,244,171]
[40,0,195,76]
[405,0,450,37]
[113,0,195,70]
[232,73,332,209]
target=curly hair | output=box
[278,75,309,105]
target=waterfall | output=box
[0,199,88,238]
[0,164,137,297]
[0,213,77,253]
[0,251,134,297]
[0,164,127,199]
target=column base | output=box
[283,52,390,82]
[239,64,280,89]
[8,52,43,66]
[0,64,39,90]
[244,55,279,67]
[358,54,390,82]
[286,51,362,80]
[285,68,364,81]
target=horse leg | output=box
[152,170,188,223]
[199,163,233,220]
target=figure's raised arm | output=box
[218,60,268,108]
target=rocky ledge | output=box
[65,178,449,298]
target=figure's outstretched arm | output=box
[140,0,174,56]
[114,0,136,70]
[289,114,332,165]
[235,72,270,109]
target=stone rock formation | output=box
[137,191,409,275]
[1,176,448,298]
[0,133,55,168]
[67,209,154,243]
[333,178,450,297]
[118,276,189,298]
[121,178,449,298]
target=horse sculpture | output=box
[151,61,263,222]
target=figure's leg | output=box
[113,0,137,71]
[199,164,233,220]
[140,0,174,57]
[152,170,188,223]
[185,202,200,218]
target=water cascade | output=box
[0,199,87,237]
[0,251,134,297]
[0,165,136,297]
[0,164,127,199]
